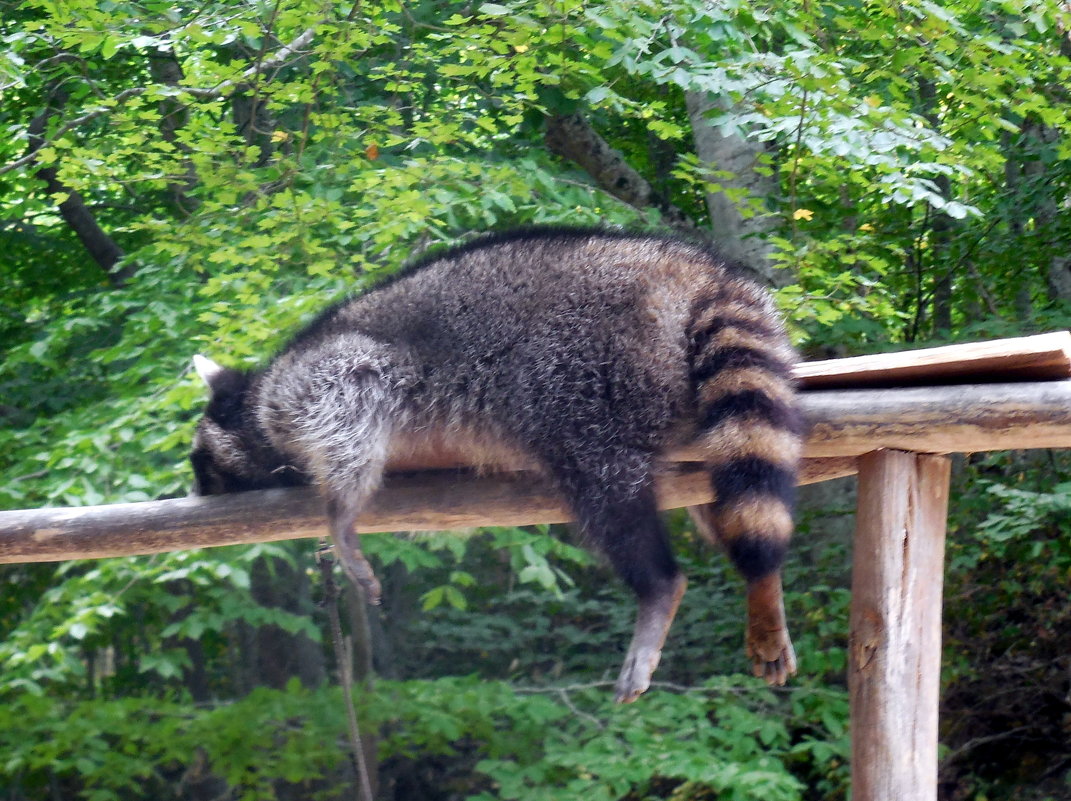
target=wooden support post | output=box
[849,450,951,801]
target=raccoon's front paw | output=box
[336,547,383,605]
[747,626,797,687]
[614,646,661,704]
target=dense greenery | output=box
[1,0,1069,799]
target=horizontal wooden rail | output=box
[797,379,1071,458]
[1,380,1070,564]
[0,460,852,565]
[0,467,693,564]
[674,380,1071,459]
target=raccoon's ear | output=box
[193,354,237,395]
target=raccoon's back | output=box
[358,231,712,342]
[267,229,764,457]
[355,231,719,411]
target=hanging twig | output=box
[317,544,375,801]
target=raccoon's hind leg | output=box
[553,459,686,703]
[617,565,687,704]
[327,494,383,605]
[315,433,392,605]
[691,504,795,685]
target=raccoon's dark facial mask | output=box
[190,355,306,495]
[189,420,254,495]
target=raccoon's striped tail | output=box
[687,280,803,685]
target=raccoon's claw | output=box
[336,547,382,606]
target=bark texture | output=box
[849,450,950,801]
[684,91,782,286]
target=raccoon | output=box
[190,227,802,702]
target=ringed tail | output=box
[687,280,803,580]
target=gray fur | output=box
[191,227,802,700]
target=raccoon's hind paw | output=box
[614,574,688,703]
[746,571,796,686]
[747,629,797,687]
[336,546,383,606]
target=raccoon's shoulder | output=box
[265,231,529,356]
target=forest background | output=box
[1,1,1070,799]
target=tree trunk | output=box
[1048,253,1071,305]
[930,175,954,334]
[1002,131,1036,320]
[1022,119,1071,306]
[684,91,782,286]
[917,77,955,335]
[147,49,200,216]
[230,60,279,169]
[249,544,327,689]
[1045,36,1071,306]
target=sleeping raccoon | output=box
[190,227,802,702]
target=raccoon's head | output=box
[190,355,308,495]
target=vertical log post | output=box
[849,449,951,801]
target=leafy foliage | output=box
[939,455,1071,798]
[1,0,1070,798]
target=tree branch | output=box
[188,25,317,98]
[544,112,696,232]
[26,90,129,283]
[0,87,149,178]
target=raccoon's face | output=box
[190,355,307,495]
[190,420,259,495]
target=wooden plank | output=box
[849,450,950,801]
[794,331,1071,389]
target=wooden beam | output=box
[849,450,950,801]
[404,381,1071,467]
[795,379,1071,458]
[799,455,858,484]
[0,458,853,565]
[1,379,1069,564]
[0,467,679,564]
[794,331,1071,389]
